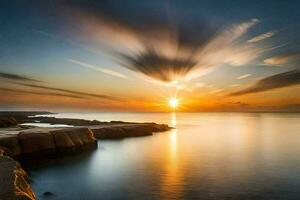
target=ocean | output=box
[28,112,300,200]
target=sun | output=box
[168,97,179,110]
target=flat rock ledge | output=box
[90,123,170,139]
[0,127,98,159]
[0,123,169,158]
[0,121,170,200]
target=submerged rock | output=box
[42,191,54,197]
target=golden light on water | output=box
[168,97,179,110]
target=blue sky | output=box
[0,0,300,112]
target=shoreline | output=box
[0,112,171,200]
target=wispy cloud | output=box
[0,87,85,99]
[68,59,127,79]
[2,71,122,101]
[210,89,223,94]
[229,101,249,107]
[237,74,252,79]
[230,70,300,96]
[0,72,41,82]
[247,31,277,43]
[263,52,300,66]
[12,82,120,101]
[195,82,206,88]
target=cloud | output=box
[62,1,217,52]
[0,70,122,101]
[176,84,186,90]
[68,59,127,79]
[116,18,264,82]
[230,70,300,96]
[2,71,121,101]
[237,74,252,79]
[0,72,41,82]
[263,52,300,66]
[247,31,276,43]
[12,82,120,101]
[272,104,300,111]
[229,101,249,107]
[0,87,85,99]
[59,2,268,84]
[210,89,223,94]
[119,48,198,82]
[249,104,300,112]
[195,82,205,88]
[2,74,121,101]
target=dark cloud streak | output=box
[0,87,85,99]
[119,48,198,82]
[0,72,41,82]
[0,72,121,101]
[230,70,300,96]
[10,82,121,101]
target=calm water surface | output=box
[28,113,300,200]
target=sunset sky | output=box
[1,0,300,112]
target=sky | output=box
[1,0,300,112]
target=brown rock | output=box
[91,124,169,139]
[0,117,18,128]
[50,127,97,154]
[148,123,170,132]
[0,134,21,157]
[18,131,56,158]
[0,152,36,200]
[91,127,127,139]
[121,125,153,137]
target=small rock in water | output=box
[43,191,54,197]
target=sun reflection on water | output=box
[159,112,184,199]
[170,112,177,127]
[169,112,178,161]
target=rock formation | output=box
[0,148,36,200]
[0,112,171,200]
[0,127,98,200]
[91,124,169,139]
[0,127,98,159]
[50,127,97,155]
[0,117,18,128]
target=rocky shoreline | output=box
[0,112,171,200]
